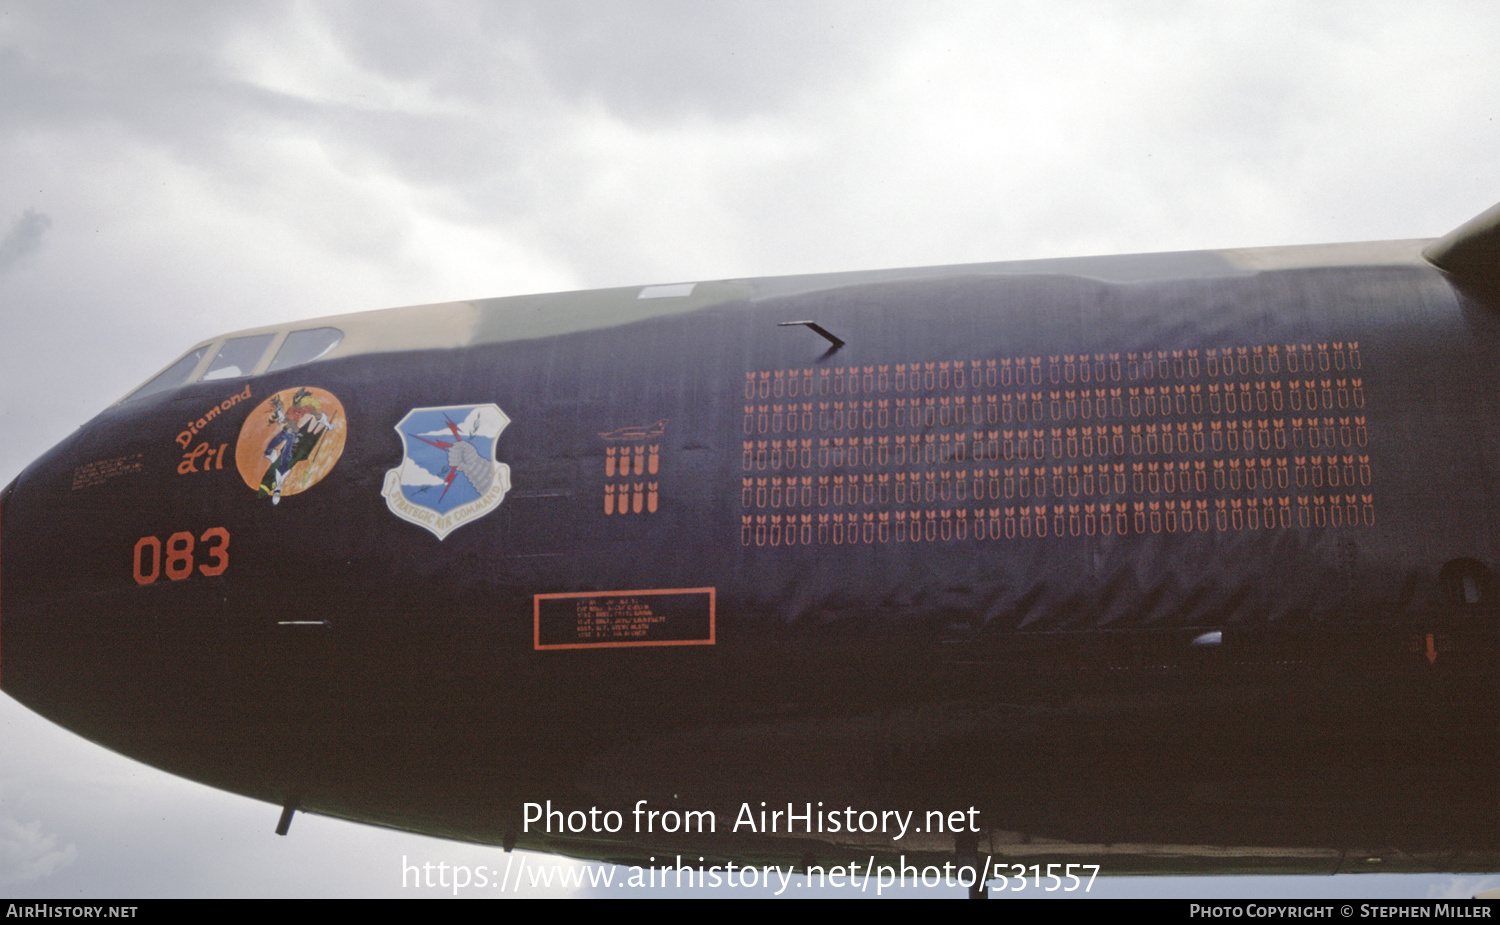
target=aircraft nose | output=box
[0,470,139,744]
[0,447,327,814]
[0,477,42,712]
[0,474,67,719]
[0,477,26,706]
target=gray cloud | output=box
[319,0,908,121]
[0,209,51,275]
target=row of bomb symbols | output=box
[604,482,659,515]
[740,381,1365,434]
[739,495,1375,546]
[738,418,1370,472]
[605,444,660,477]
[599,421,668,517]
[743,344,1364,400]
[739,456,1373,510]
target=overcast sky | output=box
[3,0,1500,899]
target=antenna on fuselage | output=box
[778,320,846,358]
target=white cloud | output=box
[0,811,78,888]
[397,456,447,487]
[417,405,509,440]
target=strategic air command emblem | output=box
[382,403,512,540]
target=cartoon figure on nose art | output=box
[381,403,512,540]
[235,386,348,506]
[260,388,340,504]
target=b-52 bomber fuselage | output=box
[4,205,1499,878]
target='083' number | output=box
[133,527,230,585]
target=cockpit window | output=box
[121,325,345,404]
[268,327,343,372]
[202,334,276,381]
[122,347,209,403]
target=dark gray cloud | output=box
[0,4,279,151]
[0,2,908,200]
[0,208,50,274]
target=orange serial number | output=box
[133,527,230,585]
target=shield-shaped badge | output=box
[381,403,511,540]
